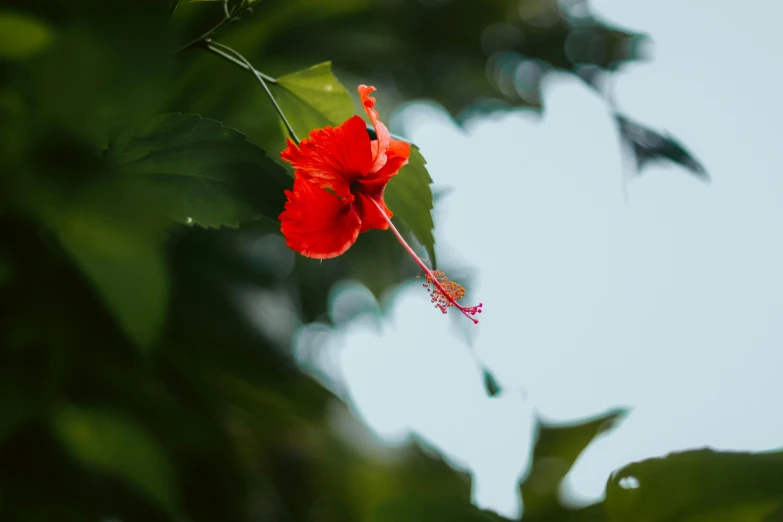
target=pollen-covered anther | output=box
[422,270,483,324]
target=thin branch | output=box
[201,42,277,84]
[177,17,232,53]
[175,0,250,53]
[204,41,299,144]
[168,0,179,19]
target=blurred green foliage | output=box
[0,11,53,60]
[606,449,783,522]
[53,406,179,514]
[0,0,770,520]
[521,409,627,519]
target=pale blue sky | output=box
[287,0,783,518]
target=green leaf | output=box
[53,406,178,514]
[272,62,354,139]
[385,145,437,267]
[616,114,709,182]
[521,409,628,517]
[0,11,54,60]
[605,449,783,522]
[107,113,291,228]
[34,181,170,351]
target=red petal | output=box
[375,138,410,178]
[355,138,411,196]
[279,179,361,259]
[280,116,371,195]
[356,193,392,233]
[358,85,391,174]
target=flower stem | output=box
[368,198,482,324]
[203,41,300,144]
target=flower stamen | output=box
[421,270,482,319]
[368,198,483,324]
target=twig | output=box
[201,42,277,84]
[168,0,179,19]
[204,40,299,144]
[175,0,249,53]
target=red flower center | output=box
[349,179,364,195]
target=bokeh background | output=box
[1,0,781,521]
[313,0,783,517]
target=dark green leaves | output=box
[521,409,628,518]
[385,145,437,266]
[372,499,502,522]
[616,114,709,181]
[53,406,178,514]
[249,0,647,116]
[20,0,172,149]
[483,368,502,397]
[0,11,54,60]
[55,220,168,350]
[605,449,783,522]
[107,113,291,228]
[30,113,290,351]
[0,376,40,444]
[272,62,354,139]
[35,181,171,351]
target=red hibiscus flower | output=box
[279,85,482,323]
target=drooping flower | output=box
[279,85,482,323]
[280,86,409,256]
